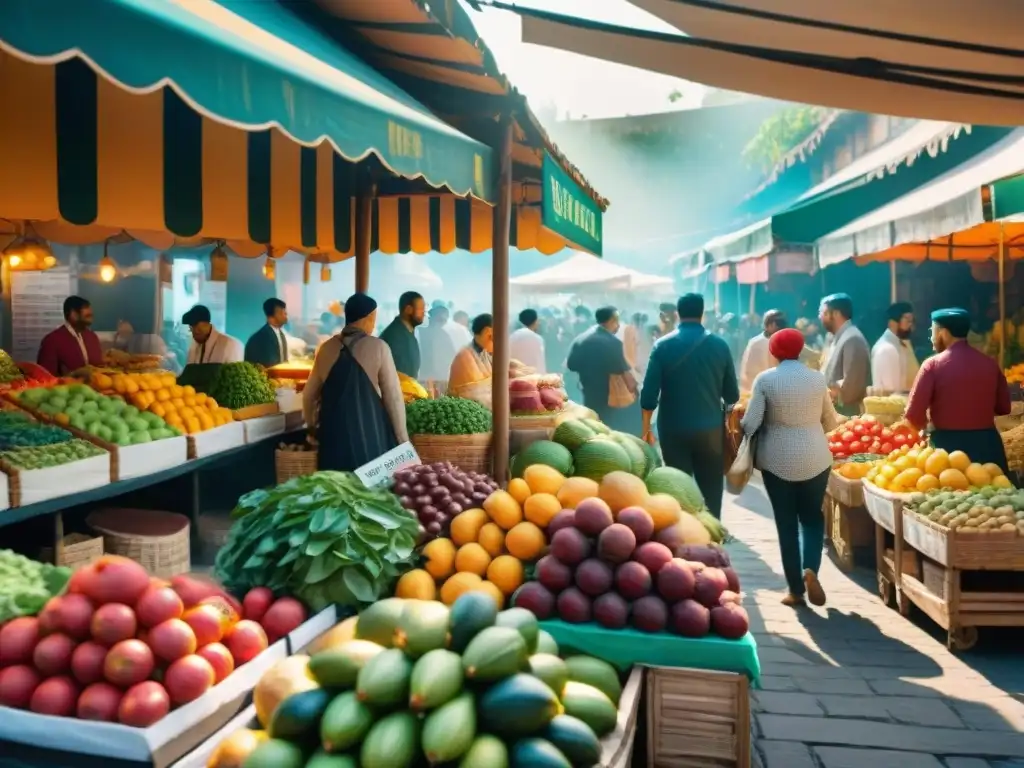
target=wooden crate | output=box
[824,494,874,572]
[884,546,919,579]
[862,483,908,533]
[902,511,1024,570]
[646,666,750,768]
[231,401,280,420]
[922,558,947,599]
[827,471,865,508]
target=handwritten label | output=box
[356,442,421,489]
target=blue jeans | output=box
[761,468,829,596]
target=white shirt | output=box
[509,327,546,373]
[186,327,244,365]
[871,328,919,393]
[739,333,776,392]
[64,323,90,365]
[444,321,473,351]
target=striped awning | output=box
[0,53,567,259]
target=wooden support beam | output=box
[491,116,514,486]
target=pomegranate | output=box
[71,641,110,685]
[33,633,76,676]
[67,566,93,596]
[164,655,215,705]
[0,616,40,666]
[37,597,62,635]
[223,620,268,665]
[242,587,274,623]
[79,555,150,606]
[196,643,234,684]
[0,664,41,709]
[91,603,138,646]
[261,598,307,644]
[104,639,155,688]
[55,593,95,640]
[77,682,123,722]
[182,604,229,647]
[147,618,197,662]
[169,574,225,609]
[135,585,184,628]
[118,681,170,727]
[29,676,79,716]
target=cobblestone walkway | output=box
[725,477,1024,768]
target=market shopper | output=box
[641,294,738,519]
[510,308,546,373]
[37,296,105,376]
[303,293,407,471]
[739,309,786,392]
[741,328,842,607]
[568,306,640,434]
[904,308,1011,471]
[380,291,424,379]
[244,298,290,368]
[418,301,458,386]
[181,305,243,365]
[871,302,919,393]
[818,293,870,416]
[447,309,473,350]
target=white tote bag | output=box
[726,433,757,494]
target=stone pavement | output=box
[724,476,1024,768]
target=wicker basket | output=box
[40,533,103,569]
[86,508,191,578]
[276,448,318,484]
[412,432,492,475]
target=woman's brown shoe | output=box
[804,569,826,606]
[781,593,805,607]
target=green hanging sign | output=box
[542,153,603,256]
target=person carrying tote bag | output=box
[740,328,844,608]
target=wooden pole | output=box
[890,260,897,303]
[355,173,375,294]
[491,115,514,486]
[999,223,1006,368]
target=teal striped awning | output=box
[0,0,492,201]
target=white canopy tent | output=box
[510,252,673,295]
[489,1,1024,126]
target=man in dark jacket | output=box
[379,291,424,379]
[641,293,739,519]
[245,298,289,368]
[567,306,638,433]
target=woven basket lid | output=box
[87,508,189,537]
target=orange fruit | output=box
[522,465,565,496]
[948,451,971,472]
[505,522,546,561]
[395,569,437,601]
[439,572,482,605]
[450,508,489,546]
[556,477,599,509]
[507,478,532,506]
[483,491,522,530]
[915,474,939,492]
[924,449,950,476]
[938,468,969,490]
[471,581,505,609]
[477,523,506,557]
[422,537,457,581]
[455,543,492,577]
[486,555,525,596]
[524,493,562,528]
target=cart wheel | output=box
[877,573,892,606]
[896,589,911,617]
[948,626,979,651]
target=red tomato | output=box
[852,423,866,436]
[893,434,908,446]
[870,441,881,454]
[869,423,883,435]
[881,428,894,439]
[834,452,849,460]
[880,441,893,454]
[840,431,856,444]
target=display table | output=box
[824,472,874,572]
[539,620,761,683]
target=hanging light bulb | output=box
[209,242,229,282]
[41,254,57,270]
[262,255,276,280]
[3,222,55,271]
[98,240,117,282]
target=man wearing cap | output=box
[418,300,458,386]
[871,302,919,393]
[818,293,870,416]
[904,308,1011,471]
[303,292,407,471]
[379,291,424,379]
[739,309,785,392]
[509,308,546,373]
[182,305,243,365]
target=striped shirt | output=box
[741,360,843,482]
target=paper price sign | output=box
[356,442,421,488]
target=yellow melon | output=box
[982,462,1005,478]
[395,569,437,600]
[938,468,969,490]
[964,463,992,488]
[505,522,546,560]
[207,728,267,768]
[523,464,566,496]
[483,490,523,530]
[556,477,599,509]
[924,449,950,477]
[599,471,650,513]
[253,655,317,727]
[305,615,358,655]
[948,450,971,472]
[915,474,939,492]
[642,493,683,531]
[524,493,562,528]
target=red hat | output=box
[769,328,805,361]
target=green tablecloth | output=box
[540,620,761,684]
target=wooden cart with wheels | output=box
[825,472,875,572]
[862,483,909,609]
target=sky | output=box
[461,0,706,119]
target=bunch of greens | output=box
[0,549,71,623]
[0,423,72,451]
[406,396,492,435]
[214,471,420,611]
[209,362,276,410]
[3,439,105,470]
[0,351,24,384]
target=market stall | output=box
[510,251,674,298]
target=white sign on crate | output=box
[356,442,420,489]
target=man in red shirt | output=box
[905,308,1011,471]
[37,296,104,376]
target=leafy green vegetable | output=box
[0,351,24,384]
[0,549,71,623]
[214,471,420,611]
[406,397,492,436]
[209,362,276,410]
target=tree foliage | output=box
[742,105,828,172]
